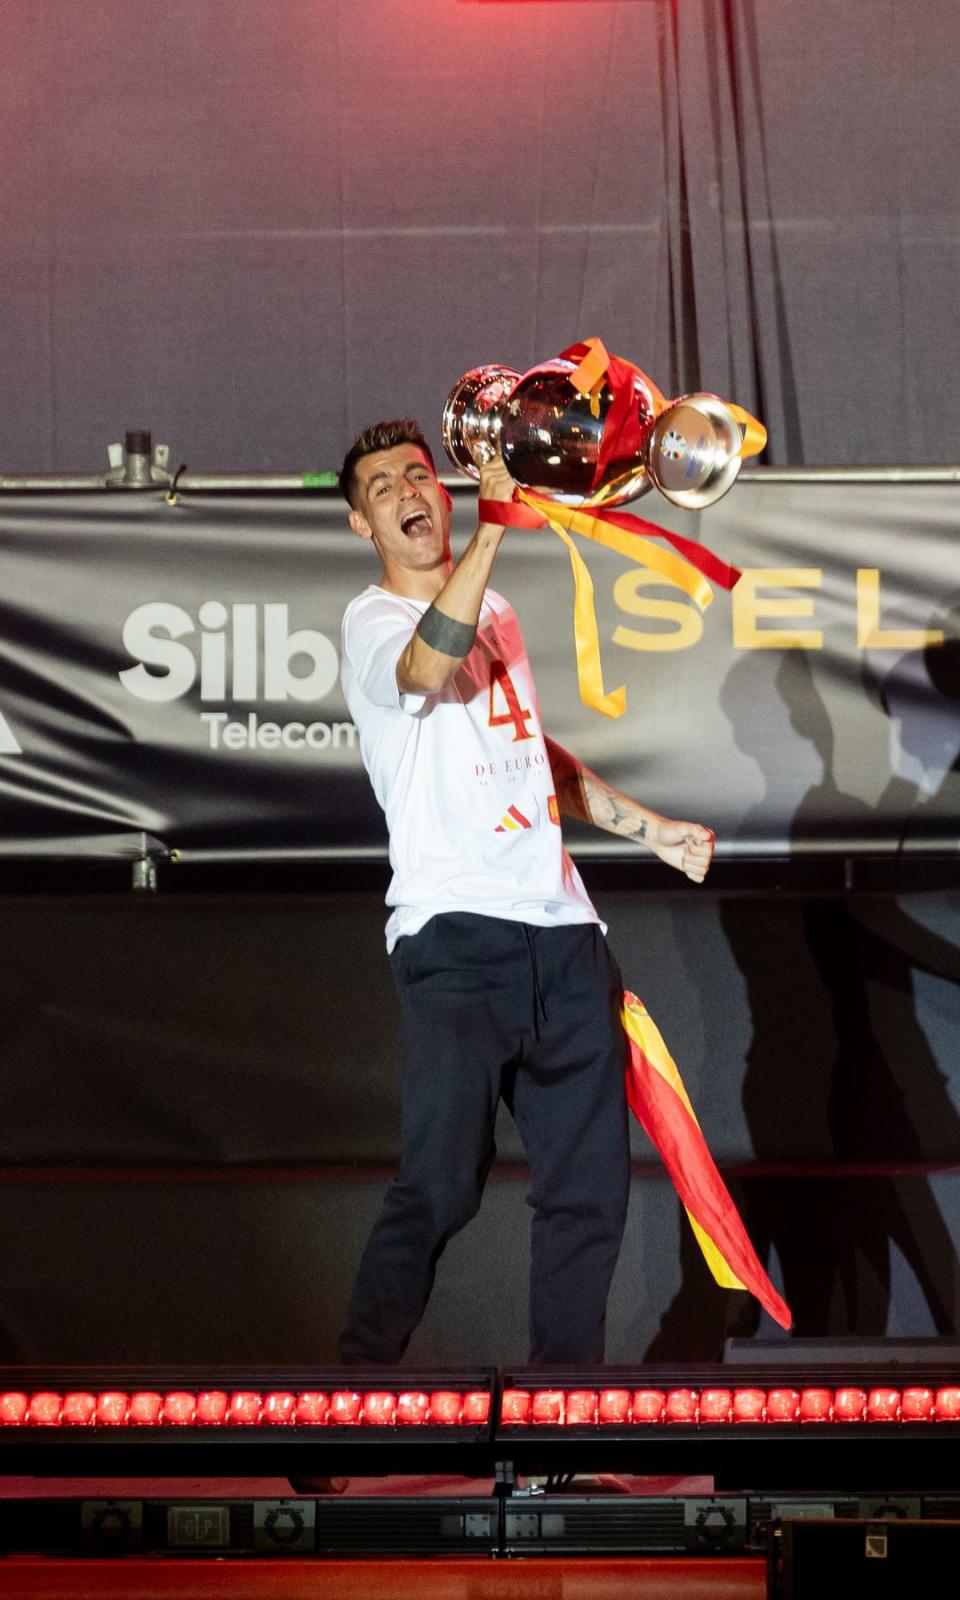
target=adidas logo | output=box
[494,805,531,834]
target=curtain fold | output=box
[655,0,800,462]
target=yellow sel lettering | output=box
[732,568,823,649]
[611,569,704,653]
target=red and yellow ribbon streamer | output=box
[478,493,626,716]
[621,990,792,1329]
[479,490,735,719]
[476,337,760,719]
[519,492,719,607]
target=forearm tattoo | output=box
[416,604,477,658]
[549,742,648,841]
[583,777,648,841]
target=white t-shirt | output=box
[341,585,600,950]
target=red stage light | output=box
[295,1391,329,1425]
[95,1391,129,1426]
[128,1391,163,1426]
[631,1388,665,1423]
[501,1389,531,1424]
[27,1392,61,1426]
[565,1389,598,1425]
[61,1392,96,1427]
[0,1393,29,1425]
[428,1391,462,1425]
[731,1388,765,1424]
[195,1390,228,1426]
[462,1391,491,1425]
[866,1387,900,1423]
[798,1388,833,1423]
[262,1391,297,1425]
[732,1388,761,1427]
[598,1389,631,1424]
[396,1390,430,1426]
[765,1387,800,1423]
[833,1387,867,1423]
[531,1390,564,1424]
[664,1388,698,1424]
[161,1392,196,1426]
[227,1391,261,1426]
[935,1387,960,1420]
[329,1390,362,1426]
[129,1388,163,1427]
[698,1388,732,1423]
[362,1391,397,1426]
[901,1386,934,1422]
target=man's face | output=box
[348,443,452,588]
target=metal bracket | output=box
[132,854,158,892]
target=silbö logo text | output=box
[118,601,357,752]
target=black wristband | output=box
[416,604,477,658]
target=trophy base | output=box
[648,395,744,509]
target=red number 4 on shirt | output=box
[488,659,535,743]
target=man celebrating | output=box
[337,419,714,1365]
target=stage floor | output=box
[0,1472,713,1500]
[0,1554,767,1599]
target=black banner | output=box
[0,478,957,859]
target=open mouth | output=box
[400,508,433,538]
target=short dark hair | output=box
[339,419,437,507]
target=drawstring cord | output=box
[523,924,547,1039]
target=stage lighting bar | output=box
[0,1386,491,1429]
[3,1367,960,1490]
[0,1369,499,1479]
[498,1383,960,1426]
[492,1369,960,1490]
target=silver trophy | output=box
[442,355,751,510]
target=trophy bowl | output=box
[442,355,753,510]
[498,359,662,508]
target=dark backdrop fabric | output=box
[0,883,957,1364]
[1,0,958,474]
[2,887,959,1172]
[1,477,958,858]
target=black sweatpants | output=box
[338,912,631,1366]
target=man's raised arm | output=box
[397,455,515,696]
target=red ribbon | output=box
[479,496,741,591]
[593,507,741,591]
[478,496,545,530]
[559,341,652,494]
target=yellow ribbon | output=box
[524,504,627,719]
[730,404,767,459]
[517,489,714,720]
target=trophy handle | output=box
[441,366,521,478]
[647,394,748,510]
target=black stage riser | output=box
[4,1496,960,1562]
